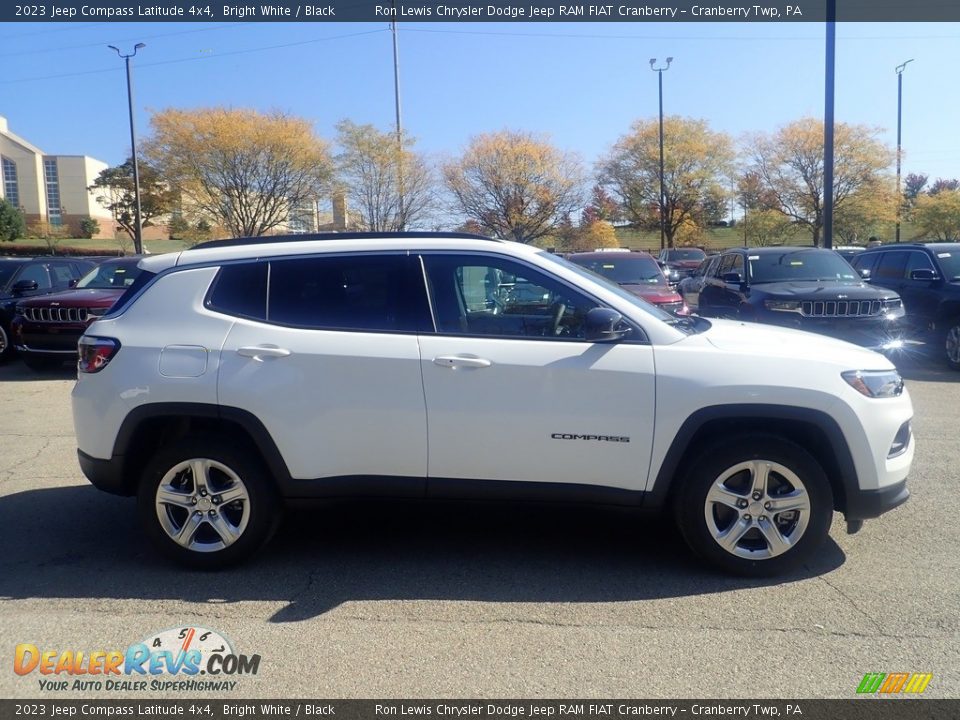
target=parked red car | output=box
[11,258,142,370]
[566,250,687,315]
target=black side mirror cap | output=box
[858,268,872,280]
[11,279,38,295]
[910,269,938,281]
[585,307,632,343]
[721,272,743,284]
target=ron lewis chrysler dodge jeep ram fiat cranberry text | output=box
[71,233,913,575]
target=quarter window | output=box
[207,262,268,320]
[422,255,597,339]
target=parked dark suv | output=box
[11,258,143,369]
[0,257,95,361]
[697,247,905,347]
[850,243,960,369]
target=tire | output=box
[137,436,281,569]
[0,324,11,363]
[673,434,833,577]
[943,319,960,371]
[22,354,66,371]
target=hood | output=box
[16,288,124,308]
[750,280,896,300]
[621,284,683,304]
[702,318,893,369]
[667,259,703,270]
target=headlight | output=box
[842,370,904,398]
[14,306,25,316]
[764,300,802,312]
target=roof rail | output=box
[189,231,500,251]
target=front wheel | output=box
[674,435,833,576]
[137,436,280,569]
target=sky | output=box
[1,20,958,195]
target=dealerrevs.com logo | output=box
[14,627,260,692]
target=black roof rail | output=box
[188,231,500,251]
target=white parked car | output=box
[72,233,914,575]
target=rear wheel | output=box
[0,325,11,362]
[674,435,833,576]
[944,319,960,370]
[137,436,280,569]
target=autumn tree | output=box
[599,116,734,248]
[929,178,960,195]
[89,158,176,243]
[903,172,928,207]
[581,184,620,225]
[145,108,333,238]
[833,180,898,244]
[911,190,960,240]
[335,120,435,231]
[747,118,894,246]
[741,208,793,247]
[443,130,585,244]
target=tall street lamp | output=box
[108,43,146,255]
[650,57,672,250]
[895,59,914,243]
[390,2,405,231]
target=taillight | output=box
[78,336,120,373]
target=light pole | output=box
[895,59,914,243]
[108,43,146,255]
[650,57,672,250]
[390,3,405,231]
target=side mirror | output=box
[585,307,632,343]
[858,268,872,280]
[68,278,79,288]
[721,272,743,284]
[12,279,38,296]
[910,269,938,281]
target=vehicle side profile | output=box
[72,233,913,576]
[850,242,960,369]
[567,251,685,315]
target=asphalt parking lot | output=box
[1,346,958,700]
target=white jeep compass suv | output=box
[71,233,914,575]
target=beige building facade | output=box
[0,115,114,239]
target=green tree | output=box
[335,120,435,231]
[742,208,794,247]
[443,130,585,244]
[0,199,25,242]
[78,217,100,239]
[89,158,175,243]
[911,190,960,240]
[599,116,734,249]
[747,118,894,246]
[145,108,333,238]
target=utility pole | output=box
[650,57,672,250]
[108,43,146,255]
[895,59,914,243]
[390,5,405,230]
[822,3,835,249]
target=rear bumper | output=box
[77,449,131,497]
[844,478,910,521]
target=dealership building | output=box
[0,114,114,239]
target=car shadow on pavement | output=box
[0,360,76,382]
[0,485,846,621]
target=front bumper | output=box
[844,478,910,522]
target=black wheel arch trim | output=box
[110,402,293,494]
[646,404,859,514]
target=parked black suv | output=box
[696,247,904,347]
[850,243,960,369]
[0,257,95,361]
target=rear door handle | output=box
[237,345,292,361]
[433,355,492,369]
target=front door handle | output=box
[237,345,292,362]
[433,355,492,369]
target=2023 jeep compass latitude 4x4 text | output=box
[72,233,914,575]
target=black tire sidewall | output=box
[675,435,834,576]
[943,320,960,370]
[137,436,280,569]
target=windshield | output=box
[569,255,667,286]
[538,251,702,334]
[76,261,142,290]
[933,247,960,280]
[667,249,706,262]
[749,250,858,283]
